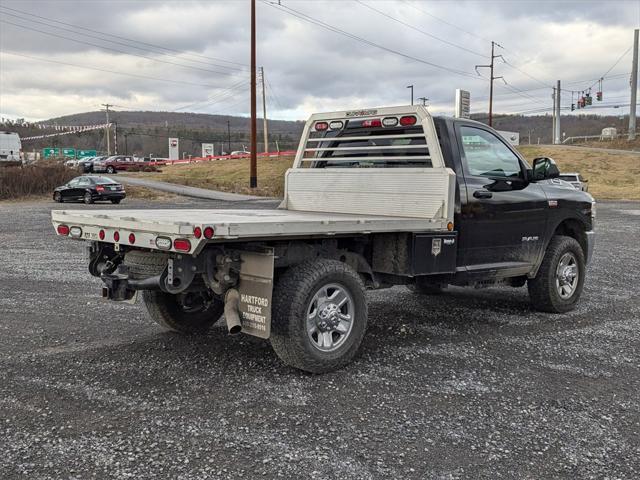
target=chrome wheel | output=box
[306,283,354,352]
[555,252,579,299]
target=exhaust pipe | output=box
[224,289,242,335]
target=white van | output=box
[0,131,22,163]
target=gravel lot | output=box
[0,197,638,479]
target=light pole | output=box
[407,85,414,105]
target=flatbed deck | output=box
[52,208,447,248]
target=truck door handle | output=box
[473,190,493,199]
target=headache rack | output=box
[294,105,444,169]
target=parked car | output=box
[53,175,126,204]
[93,155,142,173]
[559,173,588,192]
[230,150,250,157]
[78,156,97,173]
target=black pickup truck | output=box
[52,106,595,373]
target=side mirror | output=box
[532,157,560,181]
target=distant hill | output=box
[46,110,305,136]
[3,110,632,157]
[10,110,305,157]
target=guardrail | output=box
[562,134,623,144]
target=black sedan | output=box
[53,176,126,204]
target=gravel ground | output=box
[0,198,638,479]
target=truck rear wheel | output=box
[270,260,368,373]
[528,235,585,313]
[142,291,224,334]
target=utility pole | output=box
[552,88,556,144]
[407,85,414,105]
[101,103,113,155]
[417,97,429,106]
[629,28,639,141]
[260,66,269,155]
[249,0,257,188]
[227,120,231,154]
[475,41,503,126]
[124,133,128,155]
[555,80,561,145]
[113,121,118,155]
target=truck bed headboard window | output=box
[302,124,432,168]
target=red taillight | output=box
[128,233,136,244]
[174,239,191,252]
[362,119,382,128]
[203,226,214,239]
[96,185,105,192]
[314,121,329,131]
[193,226,202,239]
[114,231,120,242]
[57,225,70,235]
[400,115,417,126]
[99,229,105,240]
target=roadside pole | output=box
[260,66,269,155]
[102,103,112,155]
[629,28,638,141]
[475,41,504,127]
[227,120,231,153]
[552,88,556,143]
[555,80,561,145]
[249,0,258,188]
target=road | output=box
[117,175,267,202]
[1,198,639,479]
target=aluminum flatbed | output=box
[51,207,449,254]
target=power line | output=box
[0,4,248,69]
[399,0,490,43]
[261,1,483,80]
[172,80,251,111]
[355,0,486,58]
[0,18,239,77]
[0,8,247,73]
[0,50,226,89]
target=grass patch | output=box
[0,163,76,200]
[126,155,295,198]
[518,146,640,201]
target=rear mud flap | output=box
[236,249,274,339]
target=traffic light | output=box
[571,103,576,111]
[585,93,593,106]
[596,91,603,101]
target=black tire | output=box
[142,291,224,334]
[106,166,115,174]
[111,199,121,204]
[53,191,62,203]
[83,192,94,204]
[270,259,368,374]
[528,235,585,313]
[124,250,223,334]
[407,277,446,295]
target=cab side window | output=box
[460,126,523,179]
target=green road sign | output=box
[62,148,76,159]
[42,147,60,158]
[76,150,97,158]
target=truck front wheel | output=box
[528,235,585,313]
[142,291,224,334]
[270,260,368,373]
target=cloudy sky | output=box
[1,0,639,121]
